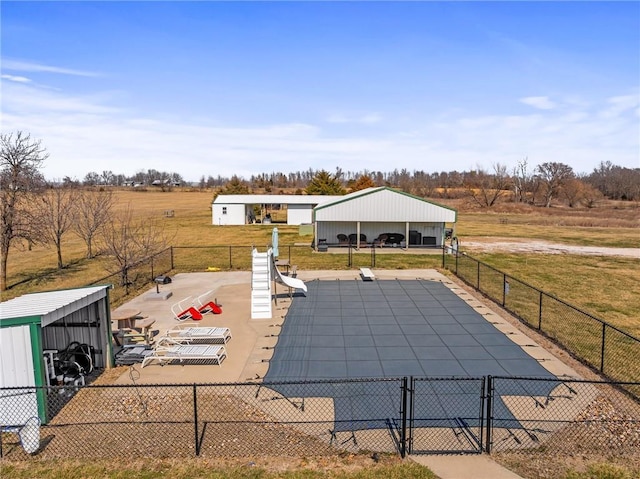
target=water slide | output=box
[272,258,307,293]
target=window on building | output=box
[222,207,227,214]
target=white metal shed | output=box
[212,194,340,225]
[0,285,113,423]
[313,187,457,249]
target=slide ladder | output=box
[251,248,272,319]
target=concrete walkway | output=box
[410,454,525,479]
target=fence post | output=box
[538,291,543,330]
[600,323,606,373]
[502,274,506,307]
[479,377,486,453]
[193,384,200,456]
[485,376,493,454]
[477,260,480,290]
[400,377,408,458]
[455,251,458,275]
[170,246,174,269]
[441,245,445,269]
[229,246,232,270]
[150,256,155,280]
[348,243,352,268]
[371,244,376,268]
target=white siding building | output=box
[313,187,457,249]
[212,194,341,226]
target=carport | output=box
[313,187,457,250]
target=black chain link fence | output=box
[88,248,174,304]
[2,377,638,460]
[445,251,640,399]
[488,376,640,458]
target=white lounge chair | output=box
[163,325,232,344]
[141,344,227,368]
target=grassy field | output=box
[0,458,437,479]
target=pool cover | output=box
[263,279,557,432]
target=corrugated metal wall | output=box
[0,325,39,424]
[41,300,108,369]
[315,189,456,223]
[212,203,246,225]
[0,325,34,388]
[287,204,313,225]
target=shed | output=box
[212,194,341,225]
[313,187,457,249]
[0,285,113,424]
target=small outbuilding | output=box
[212,194,341,225]
[0,285,114,424]
[313,187,457,249]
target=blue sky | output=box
[2,1,639,182]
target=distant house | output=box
[151,179,181,187]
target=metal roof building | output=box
[313,187,457,250]
[212,194,341,226]
[1,285,114,424]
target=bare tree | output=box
[513,157,532,203]
[464,163,510,207]
[0,131,48,290]
[99,205,174,291]
[535,162,574,207]
[37,184,79,269]
[74,188,115,258]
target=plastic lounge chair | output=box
[141,344,227,368]
[195,291,223,315]
[171,296,203,321]
[163,325,232,344]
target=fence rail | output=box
[444,251,640,398]
[2,376,638,460]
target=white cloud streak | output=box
[2,59,100,77]
[326,113,383,124]
[1,74,32,83]
[519,96,557,110]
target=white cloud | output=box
[1,74,31,83]
[2,78,638,181]
[326,113,382,124]
[519,96,556,110]
[600,93,639,119]
[2,59,100,77]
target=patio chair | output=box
[337,234,349,246]
[348,233,368,247]
[171,296,203,321]
[162,325,232,344]
[141,344,227,368]
[373,234,388,248]
[195,290,223,315]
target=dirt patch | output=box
[459,237,640,257]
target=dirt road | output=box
[459,237,640,258]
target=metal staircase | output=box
[251,248,272,319]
